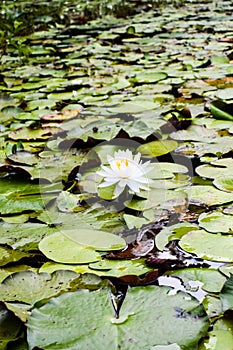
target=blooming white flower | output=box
[97,149,153,197]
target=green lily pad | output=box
[106,101,160,114]
[210,100,233,121]
[215,88,233,100]
[1,214,29,224]
[137,140,178,157]
[196,158,233,179]
[200,330,233,350]
[56,191,91,212]
[186,185,233,206]
[200,316,233,350]
[179,230,233,262]
[9,126,60,141]
[202,295,223,320]
[214,177,233,192]
[0,222,56,251]
[0,265,36,283]
[132,71,167,84]
[171,125,218,142]
[219,264,233,278]
[7,151,39,166]
[198,211,233,233]
[89,258,153,277]
[39,232,101,264]
[0,193,45,215]
[165,268,226,294]
[63,228,126,251]
[0,246,30,267]
[125,189,186,211]
[39,262,98,275]
[123,214,149,229]
[155,223,198,251]
[0,270,78,305]
[211,54,229,66]
[220,274,233,312]
[27,286,209,350]
[0,303,22,349]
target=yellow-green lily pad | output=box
[199,211,233,233]
[39,232,101,264]
[63,228,126,251]
[179,230,233,262]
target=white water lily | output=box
[97,149,153,197]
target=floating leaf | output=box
[214,177,233,192]
[63,228,126,251]
[0,222,56,251]
[171,125,218,142]
[56,191,91,212]
[0,303,22,349]
[137,140,178,157]
[200,316,233,350]
[27,286,209,350]
[39,262,98,275]
[210,100,233,121]
[89,258,153,277]
[39,232,101,264]
[196,158,233,179]
[155,223,198,251]
[0,265,36,283]
[0,246,30,267]
[220,274,233,312]
[165,268,226,294]
[179,230,233,262]
[133,71,167,84]
[107,101,160,114]
[9,126,60,140]
[186,185,233,206]
[198,211,233,233]
[0,270,78,305]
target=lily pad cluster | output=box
[1,0,233,349]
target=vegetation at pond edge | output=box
[0,0,233,349]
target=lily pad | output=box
[0,222,56,251]
[200,316,233,350]
[89,258,153,277]
[210,100,233,121]
[198,211,233,233]
[0,303,22,349]
[0,270,78,305]
[155,223,199,251]
[0,246,30,267]
[220,274,233,312]
[165,268,226,294]
[27,286,209,350]
[201,330,233,350]
[132,71,167,84]
[63,228,126,251]
[170,125,218,142]
[137,140,178,157]
[214,177,233,192]
[39,232,101,264]
[186,185,233,206]
[179,230,233,262]
[195,158,233,179]
[107,101,160,114]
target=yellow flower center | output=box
[116,159,129,170]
